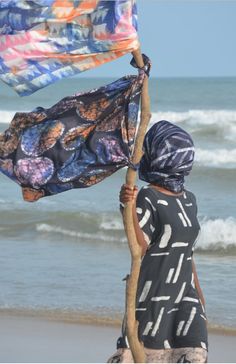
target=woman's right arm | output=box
[119,184,148,256]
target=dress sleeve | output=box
[136,187,157,246]
[189,191,200,256]
[189,190,198,216]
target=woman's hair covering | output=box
[139,120,195,193]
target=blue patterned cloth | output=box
[139,120,195,193]
[0,0,139,96]
[0,56,150,200]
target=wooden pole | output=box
[122,48,151,363]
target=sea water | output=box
[0,76,236,332]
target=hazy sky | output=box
[86,0,236,78]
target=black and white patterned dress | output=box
[111,186,208,363]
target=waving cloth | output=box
[0,0,139,96]
[0,56,151,199]
[139,120,195,193]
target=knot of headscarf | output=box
[139,120,195,193]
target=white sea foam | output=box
[197,217,236,252]
[195,148,236,167]
[0,110,16,125]
[151,109,236,126]
[150,110,236,141]
[100,219,123,231]
[36,223,126,243]
[36,217,236,254]
[1,108,236,131]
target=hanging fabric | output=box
[0,55,151,199]
[0,0,139,96]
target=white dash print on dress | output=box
[151,307,165,336]
[136,207,142,214]
[139,209,151,228]
[164,340,171,349]
[167,308,179,314]
[183,307,197,336]
[191,272,195,287]
[139,281,152,302]
[178,213,188,227]
[172,253,184,283]
[200,314,207,321]
[145,197,156,211]
[185,203,193,207]
[151,296,170,302]
[175,282,187,303]
[159,224,172,248]
[136,308,147,311]
[182,296,199,303]
[143,322,153,336]
[166,268,175,283]
[171,242,189,248]
[176,320,185,336]
[151,252,169,257]
[157,200,168,206]
[199,298,206,314]
[176,199,192,227]
[150,224,155,233]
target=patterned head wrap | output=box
[139,120,195,193]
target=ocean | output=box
[0,75,236,334]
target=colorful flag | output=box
[0,0,139,96]
[0,56,150,199]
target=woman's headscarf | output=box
[139,120,195,193]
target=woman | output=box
[108,120,208,363]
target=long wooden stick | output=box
[122,48,151,363]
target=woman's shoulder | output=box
[136,186,158,210]
[184,189,198,205]
[138,186,198,204]
[138,185,198,200]
[137,185,157,199]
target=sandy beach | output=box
[0,313,235,363]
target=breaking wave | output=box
[151,109,236,141]
[197,217,236,253]
[195,148,236,168]
[34,216,236,255]
[36,223,126,243]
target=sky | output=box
[86,0,236,78]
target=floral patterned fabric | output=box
[0,56,150,199]
[0,0,139,96]
[107,347,208,363]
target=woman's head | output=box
[139,120,195,193]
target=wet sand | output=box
[0,313,235,363]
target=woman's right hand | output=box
[119,184,138,204]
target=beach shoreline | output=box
[1,307,236,336]
[0,312,235,363]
